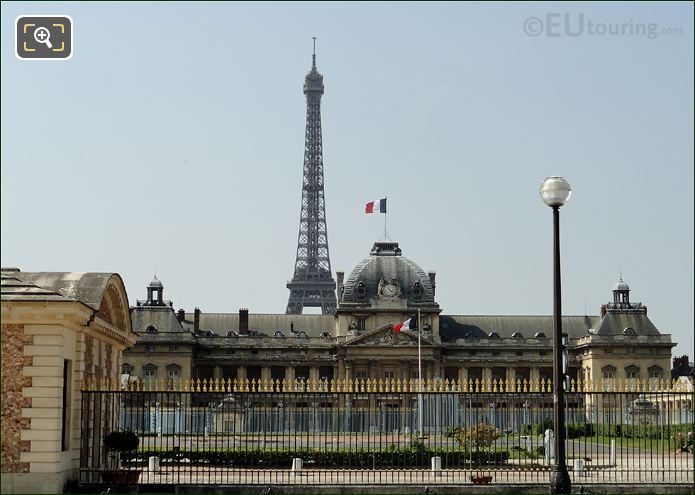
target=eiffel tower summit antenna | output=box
[286,38,337,315]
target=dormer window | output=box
[623,327,637,336]
[534,332,547,339]
[320,331,331,338]
[511,332,523,339]
[146,325,158,333]
[296,331,308,339]
[488,332,500,339]
[226,331,238,338]
[625,365,640,378]
[274,331,285,339]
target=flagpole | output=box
[417,308,423,437]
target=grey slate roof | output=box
[341,244,435,304]
[593,312,660,336]
[131,306,186,334]
[181,313,335,338]
[1,268,119,310]
[441,315,600,341]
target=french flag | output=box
[365,198,387,214]
[393,318,412,333]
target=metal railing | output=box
[79,378,693,486]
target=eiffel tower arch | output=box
[286,39,337,315]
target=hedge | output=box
[122,448,509,468]
[594,423,693,440]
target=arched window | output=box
[488,332,500,339]
[274,331,286,339]
[226,330,238,338]
[623,327,637,336]
[121,363,134,375]
[146,325,158,333]
[534,332,547,339]
[320,331,331,338]
[296,331,308,339]
[511,332,524,339]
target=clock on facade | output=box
[382,282,399,297]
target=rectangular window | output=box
[384,371,395,379]
[168,369,180,379]
[649,371,660,379]
[146,345,155,352]
[603,371,614,379]
[356,318,366,332]
[627,371,638,378]
[355,370,367,379]
[61,360,71,451]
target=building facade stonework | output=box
[124,241,675,395]
[0,269,137,494]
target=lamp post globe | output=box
[540,176,572,208]
[540,175,572,494]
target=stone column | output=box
[344,360,353,383]
[459,367,469,390]
[261,366,271,382]
[425,361,434,382]
[236,366,246,385]
[482,367,493,389]
[213,365,221,381]
[433,360,442,380]
[400,359,411,431]
[530,367,540,390]
[337,357,345,381]
[506,368,516,391]
[309,367,320,383]
[368,360,377,431]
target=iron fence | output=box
[80,383,693,486]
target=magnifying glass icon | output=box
[34,27,53,49]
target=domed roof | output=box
[149,276,163,289]
[613,278,629,291]
[340,241,435,305]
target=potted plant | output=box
[100,430,142,484]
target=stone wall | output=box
[1,324,33,473]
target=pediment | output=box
[346,325,432,346]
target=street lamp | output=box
[539,176,572,494]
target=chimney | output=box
[428,272,436,296]
[177,308,185,323]
[336,271,344,294]
[239,308,249,335]
[643,305,647,315]
[600,304,607,318]
[194,307,201,332]
[673,355,689,369]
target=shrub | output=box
[566,423,594,439]
[451,423,501,450]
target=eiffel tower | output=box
[286,39,337,315]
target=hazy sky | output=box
[2,2,693,354]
